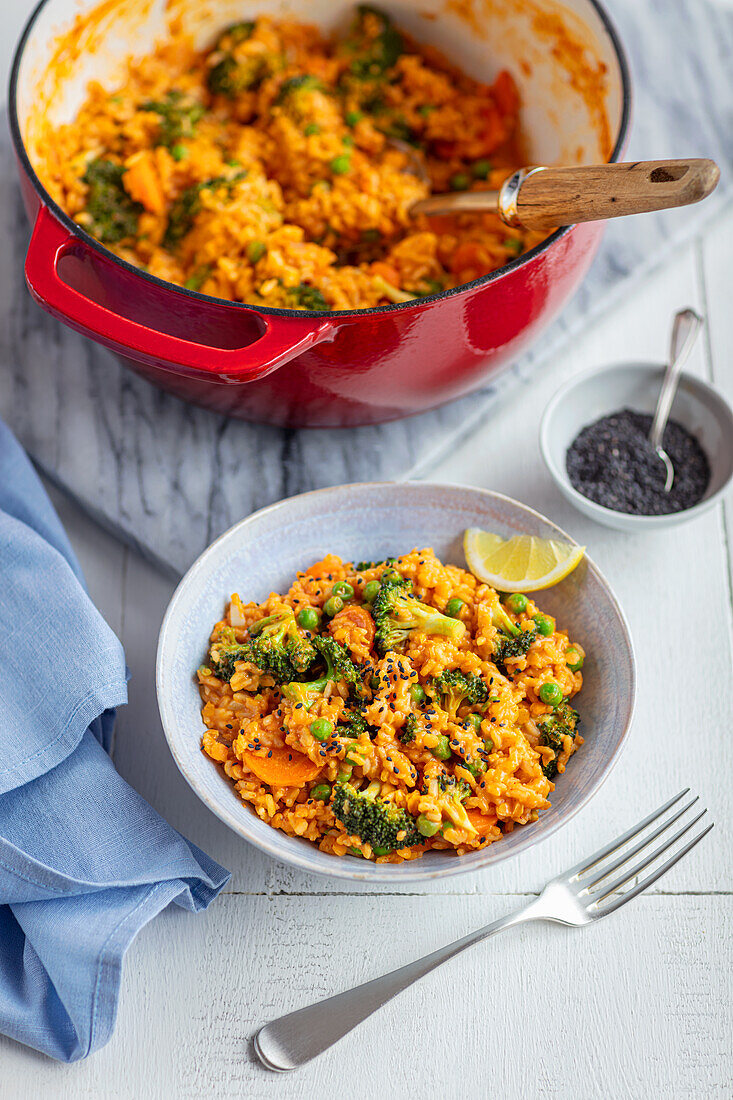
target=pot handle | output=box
[25,208,335,383]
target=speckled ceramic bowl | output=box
[540,362,733,531]
[156,483,636,883]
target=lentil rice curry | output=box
[38,5,547,311]
[198,550,585,863]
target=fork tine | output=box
[591,809,708,902]
[594,822,714,916]
[564,789,690,880]
[581,796,699,891]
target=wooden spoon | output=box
[410,159,720,229]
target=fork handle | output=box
[254,899,543,1072]
[508,159,720,231]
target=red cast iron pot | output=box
[9,0,631,429]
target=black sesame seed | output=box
[566,407,709,514]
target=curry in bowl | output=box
[197,548,585,862]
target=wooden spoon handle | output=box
[510,159,720,231]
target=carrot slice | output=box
[123,151,166,214]
[371,261,401,286]
[491,70,520,117]
[242,747,321,786]
[329,605,376,649]
[466,809,497,834]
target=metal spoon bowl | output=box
[649,308,704,491]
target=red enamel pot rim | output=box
[8,0,632,322]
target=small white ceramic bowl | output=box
[540,362,733,532]
[156,482,635,884]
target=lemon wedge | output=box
[463,529,585,592]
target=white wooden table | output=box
[1,3,731,1090]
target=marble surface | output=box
[1,0,731,576]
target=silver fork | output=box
[254,791,712,1072]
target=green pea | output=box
[504,237,524,255]
[417,103,435,117]
[538,682,563,707]
[342,134,355,147]
[483,736,494,753]
[332,581,354,599]
[417,814,441,837]
[431,735,452,761]
[363,580,380,604]
[382,568,401,583]
[297,606,320,632]
[445,598,464,618]
[304,122,321,135]
[310,783,331,801]
[566,646,584,672]
[372,845,391,856]
[345,109,363,126]
[533,613,554,637]
[507,593,527,613]
[466,713,482,731]
[370,674,381,691]
[246,240,266,264]
[323,596,343,618]
[330,154,351,175]
[409,684,425,705]
[310,718,333,741]
[337,765,353,781]
[171,143,188,161]
[450,172,470,191]
[472,158,493,179]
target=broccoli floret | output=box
[489,600,537,666]
[399,712,418,744]
[435,771,472,800]
[208,627,248,681]
[209,625,291,684]
[331,780,421,851]
[81,159,141,243]
[209,609,315,684]
[339,702,375,740]
[432,670,488,719]
[164,171,246,248]
[494,625,537,665]
[354,556,396,571]
[248,608,316,674]
[141,90,205,147]
[281,282,330,311]
[275,74,330,123]
[428,771,477,835]
[340,6,403,80]
[207,22,270,97]
[371,577,466,656]
[281,635,359,710]
[538,702,580,779]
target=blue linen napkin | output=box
[0,420,230,1061]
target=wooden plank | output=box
[699,206,733,603]
[0,894,728,1099]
